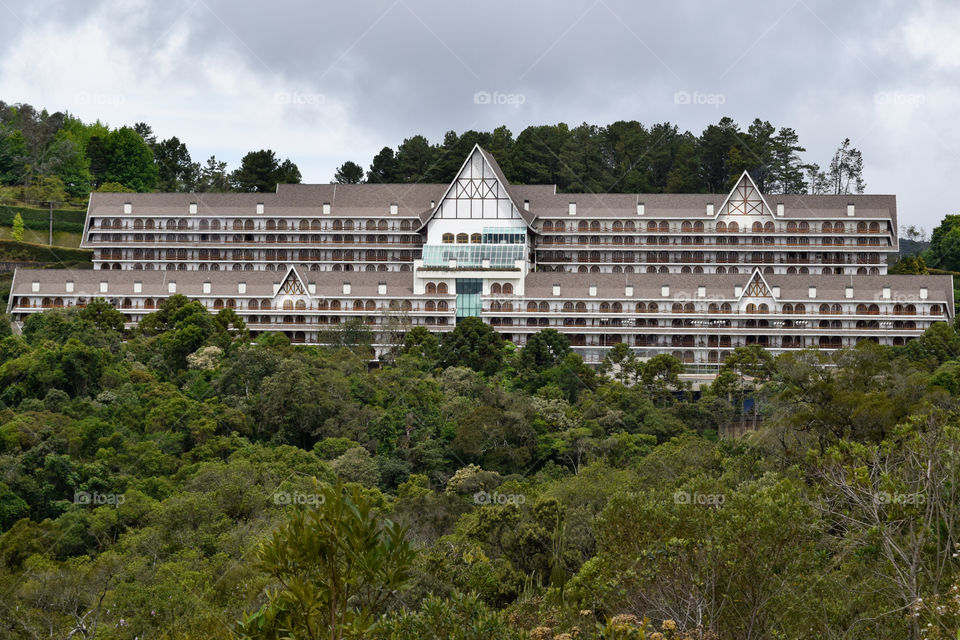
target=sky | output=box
[0,0,957,231]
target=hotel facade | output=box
[6,146,954,364]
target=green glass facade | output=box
[455,278,482,319]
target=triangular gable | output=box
[423,145,529,226]
[738,269,777,301]
[276,265,308,297]
[717,171,773,218]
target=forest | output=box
[0,100,866,210]
[0,298,959,639]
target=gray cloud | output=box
[0,0,955,230]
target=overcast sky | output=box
[0,0,956,230]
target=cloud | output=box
[0,0,955,229]
[901,2,960,70]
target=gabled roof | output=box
[275,265,310,297]
[716,171,773,218]
[417,145,533,229]
[737,268,776,301]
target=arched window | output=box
[425,282,437,294]
[470,233,481,243]
[728,221,739,232]
[490,283,501,294]
[437,282,448,294]
[575,302,587,312]
[502,283,513,295]
[442,233,454,244]
[752,221,763,232]
[456,233,468,244]
[716,221,727,232]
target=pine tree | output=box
[11,212,24,242]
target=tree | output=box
[767,127,807,193]
[23,174,68,205]
[397,326,440,365]
[197,155,230,192]
[330,447,381,487]
[517,329,571,375]
[924,214,960,271]
[366,147,397,183]
[827,138,865,194]
[814,415,960,640]
[716,344,774,423]
[240,482,415,640]
[393,136,436,183]
[697,116,741,192]
[599,342,639,384]
[804,162,830,195]
[97,127,159,192]
[641,353,684,406]
[334,161,364,184]
[154,136,197,192]
[133,122,157,148]
[439,317,505,375]
[889,254,929,275]
[11,212,23,241]
[231,150,301,192]
[77,298,125,334]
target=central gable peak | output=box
[718,171,773,218]
[428,145,528,224]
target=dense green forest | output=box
[0,300,959,639]
[0,102,302,206]
[0,100,867,208]
[343,121,865,196]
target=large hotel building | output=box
[6,146,954,364]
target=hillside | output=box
[0,308,958,638]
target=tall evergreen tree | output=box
[154,136,196,192]
[393,135,436,183]
[197,155,230,192]
[366,147,397,183]
[768,127,807,194]
[230,149,300,192]
[333,161,364,184]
